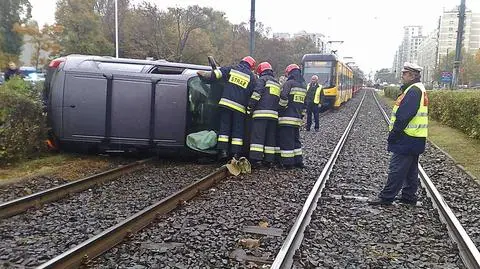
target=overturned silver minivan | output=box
[45,55,223,155]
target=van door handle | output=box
[69,105,76,108]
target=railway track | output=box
[5,89,476,268]
[278,89,480,268]
[0,160,220,268]
[0,158,153,218]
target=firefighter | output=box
[277,64,307,169]
[305,75,322,131]
[197,56,256,160]
[247,62,281,168]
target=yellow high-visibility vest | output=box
[307,83,323,105]
[389,82,428,137]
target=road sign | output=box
[441,71,452,83]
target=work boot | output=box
[217,150,228,161]
[294,163,305,169]
[262,161,274,168]
[251,161,263,169]
[367,197,392,205]
[397,198,417,205]
[314,129,319,132]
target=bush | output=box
[0,78,47,164]
[428,90,480,140]
[383,86,402,100]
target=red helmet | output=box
[256,62,272,74]
[242,56,256,70]
[285,64,300,76]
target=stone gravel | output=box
[91,92,365,268]
[0,155,133,203]
[295,90,464,268]
[0,160,216,268]
[376,90,480,251]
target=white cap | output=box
[402,62,423,73]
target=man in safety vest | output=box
[247,62,281,168]
[368,62,428,205]
[277,64,307,169]
[305,75,322,131]
[197,56,256,160]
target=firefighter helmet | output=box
[242,56,256,70]
[285,64,300,76]
[256,62,272,75]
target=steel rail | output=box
[271,91,367,269]
[0,158,153,219]
[37,165,229,269]
[372,89,480,269]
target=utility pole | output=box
[249,0,255,57]
[452,0,466,89]
[115,0,119,58]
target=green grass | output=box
[0,154,75,184]
[0,153,113,185]
[427,120,480,179]
[379,92,480,180]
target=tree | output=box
[13,22,63,68]
[55,0,114,55]
[94,0,130,56]
[167,5,209,62]
[0,0,32,56]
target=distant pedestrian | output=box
[4,62,21,81]
[368,62,428,205]
[305,75,322,131]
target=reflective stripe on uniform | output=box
[228,69,250,89]
[251,92,261,101]
[264,146,275,154]
[219,98,246,114]
[275,147,281,154]
[294,148,302,156]
[278,117,302,126]
[279,98,288,107]
[280,150,295,158]
[218,135,229,143]
[253,109,278,119]
[231,138,244,146]
[290,87,306,103]
[250,143,264,152]
[266,80,281,96]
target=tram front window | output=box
[303,61,335,88]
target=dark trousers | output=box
[217,107,245,155]
[306,102,319,130]
[249,119,276,163]
[379,153,420,202]
[277,125,303,166]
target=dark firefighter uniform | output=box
[305,78,322,131]
[277,64,307,168]
[198,56,256,159]
[369,62,428,205]
[247,62,281,166]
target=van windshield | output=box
[187,77,223,134]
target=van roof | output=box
[64,54,210,71]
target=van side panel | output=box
[63,71,107,141]
[154,79,187,147]
[110,76,150,142]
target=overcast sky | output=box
[31,0,480,74]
